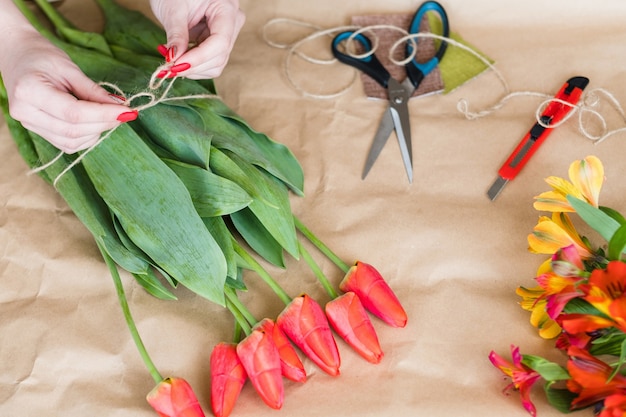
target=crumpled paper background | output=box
[3,1,626,416]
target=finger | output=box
[151,2,191,62]
[174,7,245,78]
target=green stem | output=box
[224,286,258,327]
[225,298,252,336]
[97,242,163,384]
[293,215,350,273]
[298,241,338,299]
[232,239,292,305]
[33,0,75,34]
[12,0,57,41]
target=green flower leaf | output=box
[608,224,626,260]
[522,355,570,381]
[544,381,576,413]
[568,195,620,242]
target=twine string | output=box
[29,62,219,187]
[263,17,626,145]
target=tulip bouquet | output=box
[489,155,626,417]
[2,1,408,417]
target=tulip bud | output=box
[146,377,206,417]
[254,318,306,383]
[326,292,383,364]
[277,294,341,376]
[210,343,247,417]
[236,327,284,409]
[339,261,407,328]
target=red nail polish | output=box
[157,44,168,58]
[117,110,138,123]
[108,93,126,104]
[166,46,177,63]
[169,62,191,73]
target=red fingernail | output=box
[170,62,191,73]
[166,46,177,63]
[157,44,168,58]
[108,93,126,104]
[117,110,138,123]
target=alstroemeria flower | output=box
[489,345,541,417]
[527,213,594,259]
[325,292,383,364]
[533,155,604,212]
[598,393,626,417]
[254,318,306,383]
[277,294,341,376]
[339,261,407,328]
[567,346,626,410]
[146,377,206,417]
[210,343,247,417]
[561,262,626,336]
[516,285,562,339]
[236,327,283,409]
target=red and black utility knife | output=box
[487,76,589,201]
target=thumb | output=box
[152,3,190,61]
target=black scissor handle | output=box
[405,1,450,87]
[331,31,391,88]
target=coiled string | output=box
[263,17,626,145]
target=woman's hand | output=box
[0,3,134,154]
[150,0,245,79]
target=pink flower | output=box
[210,343,247,417]
[254,318,306,383]
[489,345,541,417]
[339,261,407,328]
[325,292,383,364]
[277,294,341,376]
[236,326,283,409]
[146,377,206,417]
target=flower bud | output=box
[326,292,383,364]
[277,294,341,376]
[236,327,283,409]
[339,261,407,328]
[210,343,247,417]
[146,377,205,417]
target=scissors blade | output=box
[362,109,394,179]
[387,78,413,182]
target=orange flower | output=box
[210,343,247,417]
[339,261,407,328]
[567,346,626,410]
[236,327,283,409]
[253,318,306,383]
[326,292,383,364]
[146,377,206,417]
[277,294,341,376]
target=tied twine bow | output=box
[264,17,626,147]
[29,61,219,187]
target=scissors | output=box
[331,1,450,182]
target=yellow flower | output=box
[516,285,562,339]
[527,212,593,259]
[533,155,604,212]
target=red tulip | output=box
[326,292,383,364]
[146,377,206,417]
[210,343,247,417]
[277,294,341,376]
[254,318,307,383]
[236,327,284,409]
[339,261,407,328]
